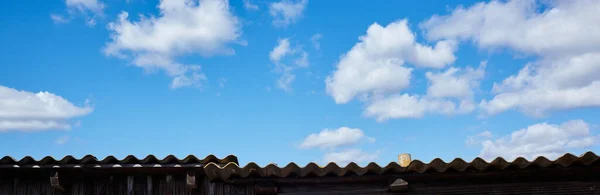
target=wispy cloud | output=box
[310,33,322,51]
[55,135,70,145]
[269,38,309,91]
[50,14,69,24]
[243,0,259,11]
[269,0,308,27]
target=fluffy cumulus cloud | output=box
[0,86,93,132]
[269,0,308,27]
[480,53,600,117]
[299,127,373,149]
[323,149,379,166]
[325,19,457,104]
[421,0,600,116]
[426,62,485,99]
[364,62,485,121]
[104,0,241,88]
[474,120,598,161]
[269,38,309,91]
[421,0,600,57]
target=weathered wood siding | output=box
[0,174,253,195]
[2,167,600,195]
[274,181,600,195]
[2,177,600,195]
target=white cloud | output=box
[363,62,485,121]
[466,130,492,145]
[300,127,378,165]
[476,120,598,161]
[323,149,379,165]
[242,0,259,10]
[269,38,309,91]
[269,0,307,27]
[55,135,70,145]
[480,53,600,116]
[50,14,69,24]
[66,0,105,14]
[276,72,296,92]
[314,19,467,121]
[365,94,459,121]
[86,17,97,26]
[325,19,456,104]
[310,33,323,51]
[53,0,102,27]
[295,51,309,68]
[421,0,600,58]
[104,0,241,88]
[299,127,373,149]
[0,85,93,132]
[218,78,228,88]
[171,72,207,89]
[269,39,292,63]
[426,61,485,98]
[421,0,600,117]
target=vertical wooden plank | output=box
[215,182,224,195]
[234,184,247,195]
[245,184,252,195]
[43,179,54,195]
[12,178,19,195]
[133,175,146,195]
[165,175,173,195]
[26,181,35,195]
[207,182,215,195]
[198,177,207,195]
[147,175,153,195]
[223,184,230,195]
[126,176,133,195]
[0,179,10,195]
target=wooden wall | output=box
[2,168,600,195]
[0,172,254,195]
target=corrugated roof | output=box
[0,154,238,166]
[203,151,599,181]
[2,152,598,181]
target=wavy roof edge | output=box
[202,151,600,180]
[207,151,598,169]
[0,154,239,165]
[1,151,598,172]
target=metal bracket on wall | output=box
[50,172,66,191]
[166,175,173,183]
[389,178,409,192]
[255,182,278,195]
[186,171,197,189]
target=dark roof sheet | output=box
[0,154,238,166]
[203,151,599,181]
[2,152,598,181]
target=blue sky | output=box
[1,0,599,166]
